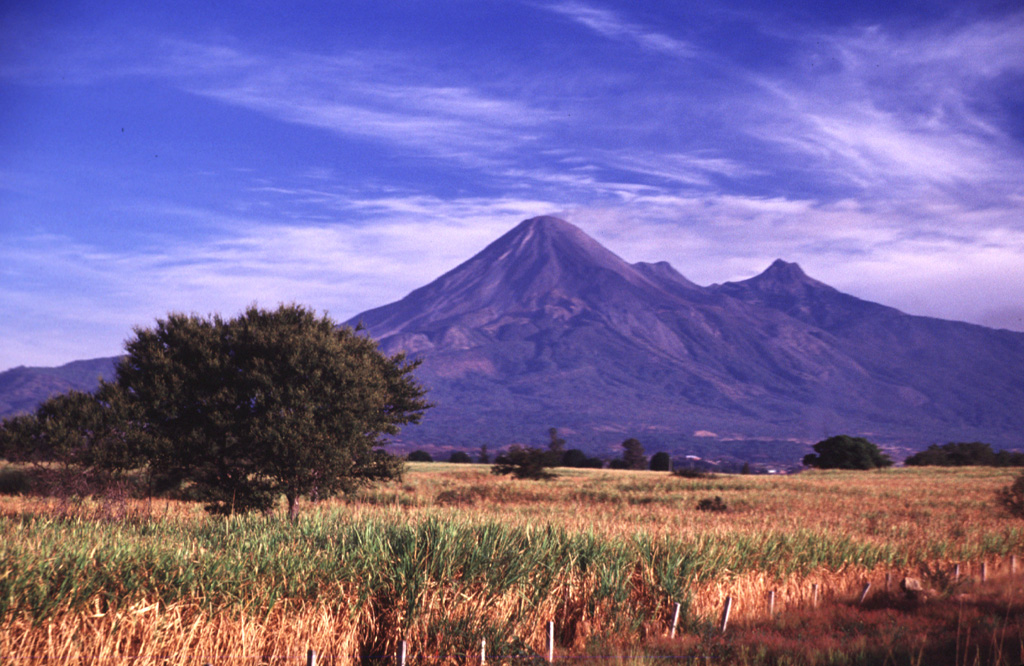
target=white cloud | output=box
[561,193,1024,332]
[746,13,1024,204]
[157,42,564,165]
[0,196,560,370]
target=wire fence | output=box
[5,556,1016,665]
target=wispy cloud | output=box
[744,13,1024,206]
[163,42,562,164]
[544,2,698,59]
[0,194,559,369]
[2,2,1023,371]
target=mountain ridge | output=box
[3,215,1023,463]
[346,216,1024,459]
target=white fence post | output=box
[719,596,732,633]
[670,602,681,638]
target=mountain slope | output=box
[348,217,1024,457]
[0,357,119,417]
[717,260,1024,436]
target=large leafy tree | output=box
[802,435,892,470]
[116,304,430,517]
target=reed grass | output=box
[1,464,1022,663]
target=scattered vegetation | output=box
[696,496,728,512]
[673,467,716,479]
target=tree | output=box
[802,435,892,470]
[0,385,145,491]
[622,438,646,470]
[407,450,433,462]
[649,451,672,472]
[562,449,603,468]
[491,445,554,480]
[546,427,566,467]
[478,444,490,464]
[449,451,472,463]
[116,304,430,518]
[904,442,1024,467]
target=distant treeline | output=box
[408,448,606,468]
[904,442,1024,467]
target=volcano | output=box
[347,216,1024,461]
[4,215,1023,464]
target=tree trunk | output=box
[287,493,299,522]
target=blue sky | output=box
[2,1,1023,370]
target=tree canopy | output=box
[802,435,892,470]
[649,451,672,471]
[116,304,430,517]
[621,438,647,470]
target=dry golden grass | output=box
[1,463,1022,664]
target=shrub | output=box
[696,496,727,512]
[491,445,554,480]
[998,474,1024,518]
[0,466,33,495]
[673,467,714,479]
[408,450,434,462]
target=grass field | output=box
[1,463,1023,664]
